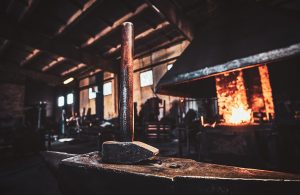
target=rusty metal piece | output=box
[119,22,134,142]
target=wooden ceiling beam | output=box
[104,21,170,56]
[21,0,100,69]
[146,0,194,41]
[17,0,42,66]
[41,0,101,74]
[81,3,149,48]
[0,17,117,72]
[17,0,39,22]
[42,57,66,72]
[55,0,101,35]
[20,49,40,66]
[60,63,87,76]
[1,0,39,65]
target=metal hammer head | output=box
[102,141,159,164]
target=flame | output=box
[229,107,252,124]
[216,70,252,125]
[258,65,275,119]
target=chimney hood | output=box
[156,1,300,97]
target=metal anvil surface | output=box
[58,152,300,195]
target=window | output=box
[167,64,173,70]
[103,82,112,96]
[58,96,65,107]
[89,87,98,99]
[80,89,96,115]
[140,70,153,87]
[67,93,73,104]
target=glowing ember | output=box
[229,107,252,124]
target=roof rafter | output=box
[146,0,194,41]
[104,21,170,56]
[55,0,100,35]
[18,0,39,22]
[61,63,87,76]
[22,0,100,70]
[17,0,43,66]
[0,17,117,72]
[81,3,149,48]
[20,48,40,66]
[42,57,66,72]
[3,0,40,66]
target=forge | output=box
[156,1,300,127]
[156,2,300,98]
[215,65,274,125]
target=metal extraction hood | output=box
[156,1,300,97]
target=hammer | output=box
[101,22,159,164]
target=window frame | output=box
[88,86,98,100]
[67,93,74,105]
[103,81,112,96]
[58,96,65,107]
[139,70,153,87]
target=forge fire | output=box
[216,65,275,125]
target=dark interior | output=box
[1,0,300,194]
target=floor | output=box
[0,136,195,195]
[0,154,61,195]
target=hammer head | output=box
[102,141,159,164]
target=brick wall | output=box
[0,83,25,118]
